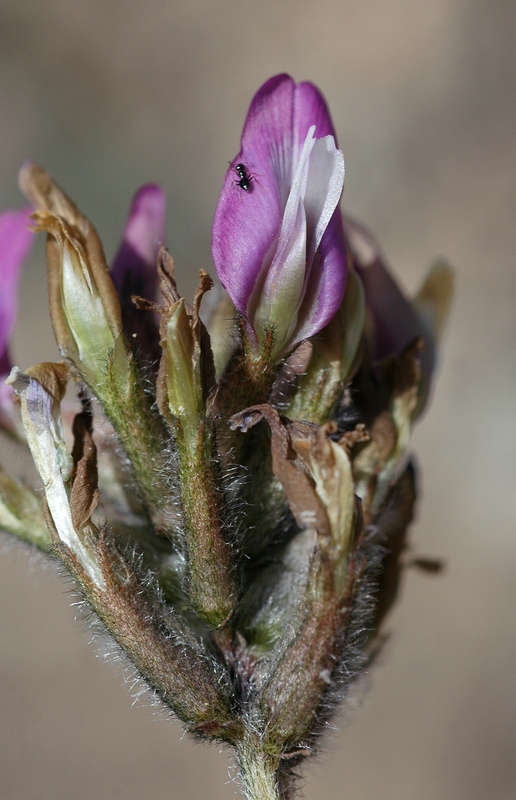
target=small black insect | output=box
[234,162,253,192]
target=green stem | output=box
[178,421,236,628]
[58,532,235,731]
[235,740,282,800]
[100,357,180,538]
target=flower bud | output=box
[0,206,34,434]
[156,260,215,448]
[0,207,34,376]
[19,162,130,395]
[343,214,453,414]
[111,184,166,364]
[159,298,203,442]
[212,74,347,362]
[38,212,130,393]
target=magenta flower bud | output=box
[0,206,34,433]
[0,206,34,376]
[111,184,166,363]
[212,74,347,361]
[343,215,453,383]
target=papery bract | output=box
[212,74,347,360]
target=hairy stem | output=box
[235,740,283,800]
[100,357,180,538]
[178,420,236,628]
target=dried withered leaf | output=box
[291,423,359,594]
[131,295,162,314]
[157,247,180,306]
[352,337,424,518]
[338,422,369,451]
[352,409,397,482]
[70,410,100,530]
[193,270,214,315]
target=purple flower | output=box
[0,206,34,377]
[343,215,453,407]
[212,74,347,361]
[111,184,166,364]
[0,206,34,431]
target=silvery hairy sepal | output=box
[0,74,452,800]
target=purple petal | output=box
[111,184,165,364]
[293,81,339,156]
[212,74,346,355]
[0,207,34,375]
[343,215,435,379]
[293,208,348,345]
[290,135,347,345]
[212,76,289,316]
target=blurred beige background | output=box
[1,1,515,798]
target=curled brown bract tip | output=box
[18,161,88,237]
[26,362,70,404]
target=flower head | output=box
[212,74,347,361]
[0,75,452,800]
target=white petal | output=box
[304,135,345,266]
[251,128,318,345]
[257,202,308,350]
